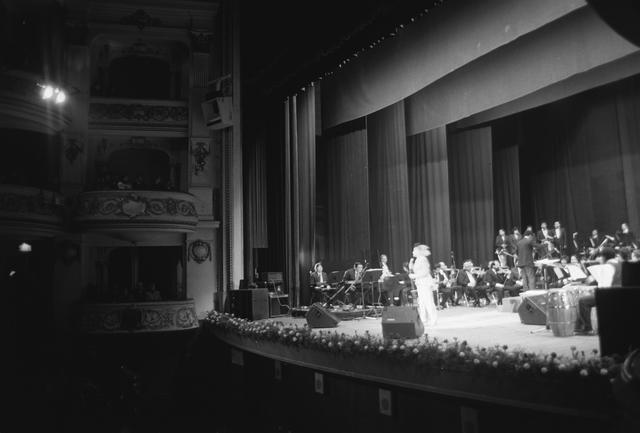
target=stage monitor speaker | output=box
[229,289,269,321]
[518,293,547,325]
[596,287,640,357]
[305,304,339,328]
[381,306,424,339]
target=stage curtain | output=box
[448,127,494,267]
[366,101,412,271]
[616,78,640,234]
[406,126,452,266]
[283,88,317,306]
[319,122,371,273]
[492,119,522,233]
[518,76,640,238]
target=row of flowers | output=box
[204,310,622,382]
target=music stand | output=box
[362,269,382,304]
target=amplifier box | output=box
[229,289,269,321]
[381,306,424,339]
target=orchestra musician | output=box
[456,260,490,307]
[483,261,507,305]
[503,266,523,296]
[537,222,554,243]
[342,262,364,304]
[379,254,393,278]
[553,221,568,255]
[434,262,454,308]
[616,222,638,250]
[588,229,615,259]
[409,244,437,326]
[310,262,329,288]
[507,227,522,267]
[540,239,561,260]
[495,229,509,267]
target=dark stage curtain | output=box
[284,88,317,306]
[366,102,412,271]
[407,127,453,266]
[319,124,371,273]
[448,127,494,267]
[517,76,640,239]
[492,120,522,233]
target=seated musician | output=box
[310,262,329,288]
[343,262,364,304]
[484,261,507,305]
[540,239,561,260]
[379,254,393,278]
[548,256,571,288]
[456,260,490,307]
[631,249,640,263]
[503,266,523,297]
[576,248,620,335]
[434,262,453,308]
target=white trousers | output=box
[415,278,437,326]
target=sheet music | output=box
[565,264,587,280]
[586,264,615,288]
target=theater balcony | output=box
[88,97,188,135]
[74,190,198,242]
[0,70,71,134]
[0,184,64,238]
[78,299,199,334]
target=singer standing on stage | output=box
[409,244,437,326]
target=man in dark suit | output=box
[537,222,553,243]
[456,260,489,307]
[484,261,506,305]
[310,262,329,287]
[553,221,567,255]
[517,229,543,291]
[343,262,364,304]
[507,227,522,267]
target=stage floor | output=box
[269,305,599,358]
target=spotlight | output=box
[41,85,54,100]
[18,242,32,253]
[9,270,16,277]
[55,90,66,104]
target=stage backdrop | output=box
[407,126,453,266]
[366,101,412,272]
[515,75,640,239]
[448,127,494,267]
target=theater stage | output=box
[270,305,599,358]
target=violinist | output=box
[456,260,490,307]
[616,222,638,250]
[503,266,523,296]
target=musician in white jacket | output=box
[409,244,437,327]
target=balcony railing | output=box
[0,184,64,238]
[78,299,199,333]
[89,97,188,132]
[74,190,198,239]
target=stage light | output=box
[18,242,32,253]
[9,270,16,277]
[55,90,66,104]
[41,85,54,100]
